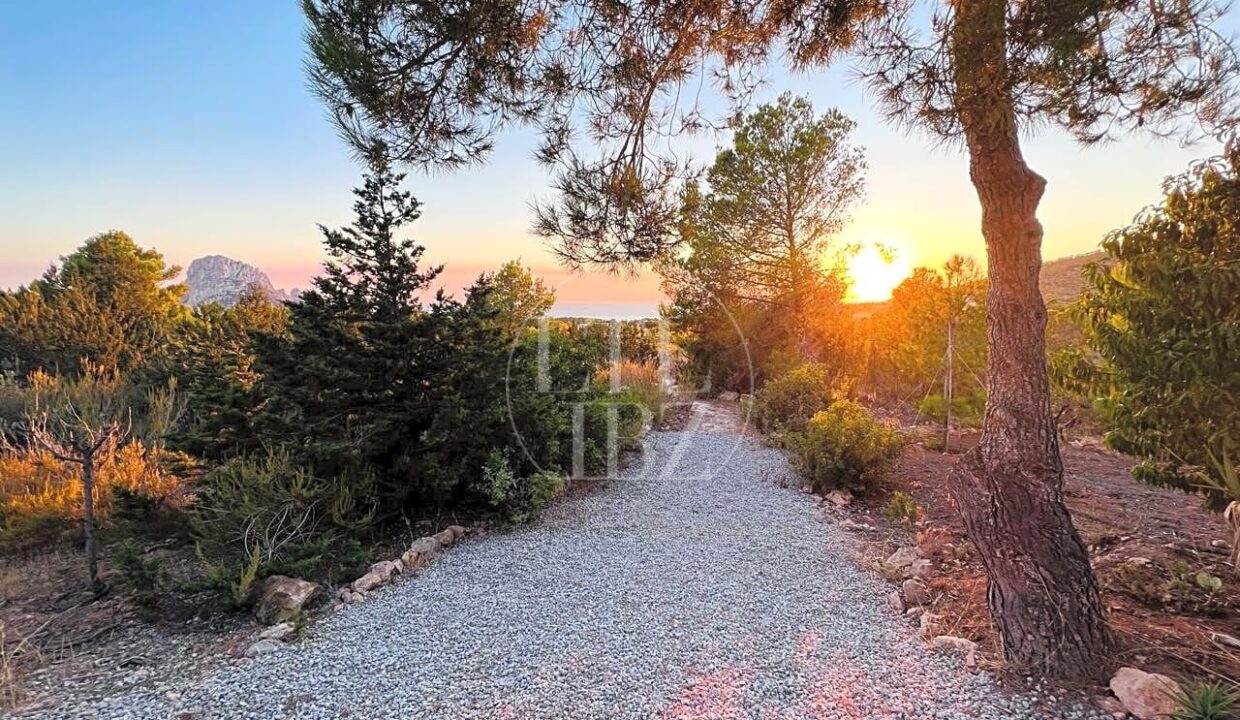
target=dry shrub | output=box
[0,441,180,553]
[596,358,669,419]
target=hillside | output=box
[847,250,1108,317]
[1039,250,1107,305]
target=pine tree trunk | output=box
[950,0,1115,680]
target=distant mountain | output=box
[1039,250,1107,305]
[183,255,298,308]
[844,250,1108,318]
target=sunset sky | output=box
[1,3,1232,316]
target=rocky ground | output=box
[11,404,1108,719]
[851,427,1240,686]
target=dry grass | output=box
[0,441,181,553]
[599,359,670,420]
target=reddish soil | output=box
[862,427,1239,686]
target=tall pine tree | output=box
[251,148,441,507]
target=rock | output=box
[258,622,295,642]
[907,559,934,579]
[352,571,386,593]
[340,590,365,604]
[885,591,905,614]
[902,578,931,606]
[392,558,405,574]
[245,639,284,658]
[917,612,940,637]
[1109,667,1180,720]
[412,536,442,554]
[1125,556,1152,567]
[400,548,423,571]
[1093,695,1128,718]
[1210,631,1240,650]
[825,489,853,506]
[931,636,978,668]
[447,525,468,541]
[402,536,442,572]
[718,391,739,401]
[884,546,919,572]
[432,529,456,548]
[368,560,398,582]
[183,255,298,308]
[254,576,321,625]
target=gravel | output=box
[15,427,1107,720]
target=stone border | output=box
[337,525,471,605]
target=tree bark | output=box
[82,454,101,592]
[949,0,1115,680]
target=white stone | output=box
[931,636,978,668]
[258,622,295,642]
[245,639,284,658]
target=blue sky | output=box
[0,2,1232,312]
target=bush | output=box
[603,359,668,422]
[112,539,164,615]
[882,491,920,525]
[110,486,189,545]
[753,363,845,434]
[0,441,180,554]
[479,452,565,526]
[1171,679,1238,720]
[190,449,374,601]
[916,387,986,427]
[785,400,904,495]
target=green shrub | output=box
[882,491,920,526]
[110,486,189,545]
[1170,679,1238,720]
[753,363,844,434]
[479,452,565,526]
[785,400,904,495]
[112,539,164,615]
[190,449,373,602]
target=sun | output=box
[846,241,912,303]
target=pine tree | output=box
[249,148,443,510]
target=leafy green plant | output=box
[1194,571,1224,592]
[1169,679,1238,720]
[882,491,920,526]
[225,547,262,608]
[1068,150,1239,509]
[480,452,565,526]
[753,363,845,434]
[785,400,904,495]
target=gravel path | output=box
[18,415,1103,719]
